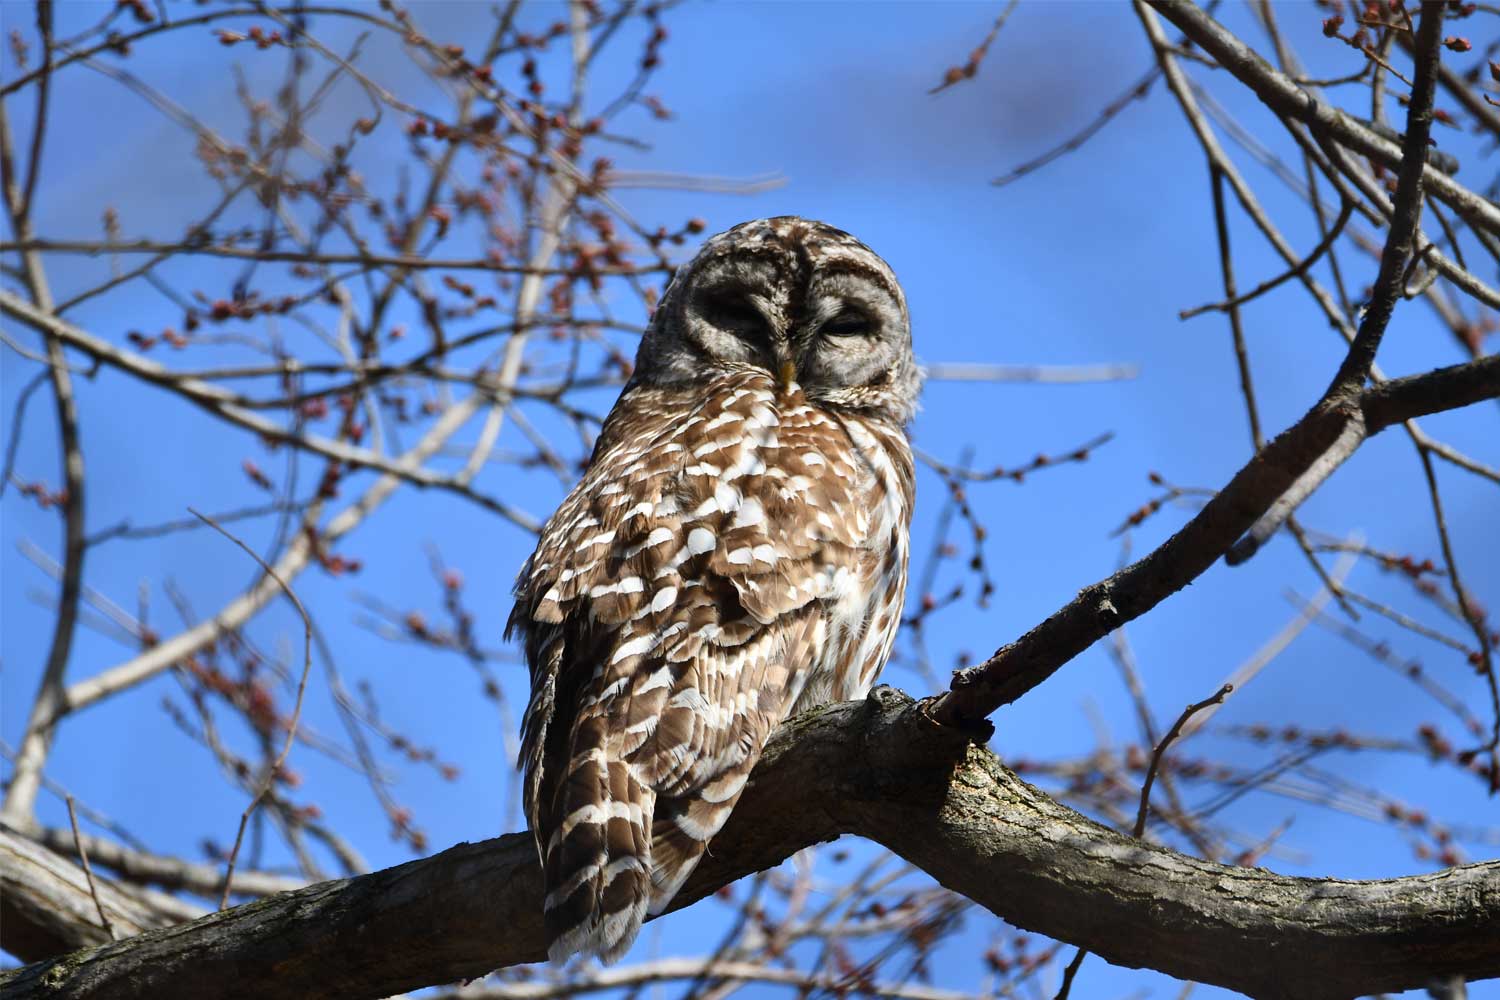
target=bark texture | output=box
[0,828,196,962]
[2,689,1496,1000]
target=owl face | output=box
[636,217,920,425]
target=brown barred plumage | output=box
[510,218,918,963]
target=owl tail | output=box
[541,722,656,964]
[541,718,762,962]
[644,767,754,913]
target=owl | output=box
[509,216,919,963]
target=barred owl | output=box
[509,216,918,963]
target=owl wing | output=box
[511,373,887,962]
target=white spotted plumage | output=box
[510,217,918,964]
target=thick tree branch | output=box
[4,691,1496,1000]
[0,828,201,962]
[1361,354,1500,433]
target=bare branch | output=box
[929,0,1021,95]
[28,826,304,899]
[1359,354,1500,433]
[5,692,1496,1000]
[64,797,117,943]
[922,362,1139,383]
[992,68,1159,188]
[1325,1,1445,398]
[931,354,1499,723]
[432,958,975,1000]
[0,291,540,531]
[0,237,667,277]
[1179,199,1354,320]
[1135,684,1234,837]
[189,509,314,909]
[0,39,86,829]
[50,392,485,725]
[0,827,196,962]
[1148,1,1500,240]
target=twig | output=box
[0,6,401,98]
[1196,148,1339,628]
[31,824,306,899]
[922,362,1138,383]
[66,795,118,941]
[993,68,1159,188]
[0,370,48,498]
[1415,451,1498,761]
[1315,133,1500,311]
[435,957,979,1000]
[1137,0,1362,363]
[1054,947,1088,1000]
[188,509,314,909]
[1344,587,1473,654]
[1055,677,1234,996]
[85,500,313,547]
[1395,30,1500,140]
[1180,199,1354,320]
[1206,165,1262,446]
[914,432,1113,484]
[929,0,1022,94]
[0,291,539,532]
[18,0,53,232]
[1136,685,1235,837]
[0,237,667,277]
[1424,438,1500,487]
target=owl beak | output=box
[778,358,798,392]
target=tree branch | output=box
[5,691,1496,1000]
[0,290,540,532]
[1147,0,1500,241]
[0,24,87,829]
[928,0,1491,725]
[0,238,667,277]
[929,352,1497,723]
[1361,354,1500,433]
[430,957,975,1000]
[1325,0,1443,397]
[0,828,201,961]
[27,825,305,899]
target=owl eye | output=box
[822,310,871,338]
[703,293,765,336]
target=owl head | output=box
[634,216,920,426]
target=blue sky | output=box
[3,2,1497,996]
